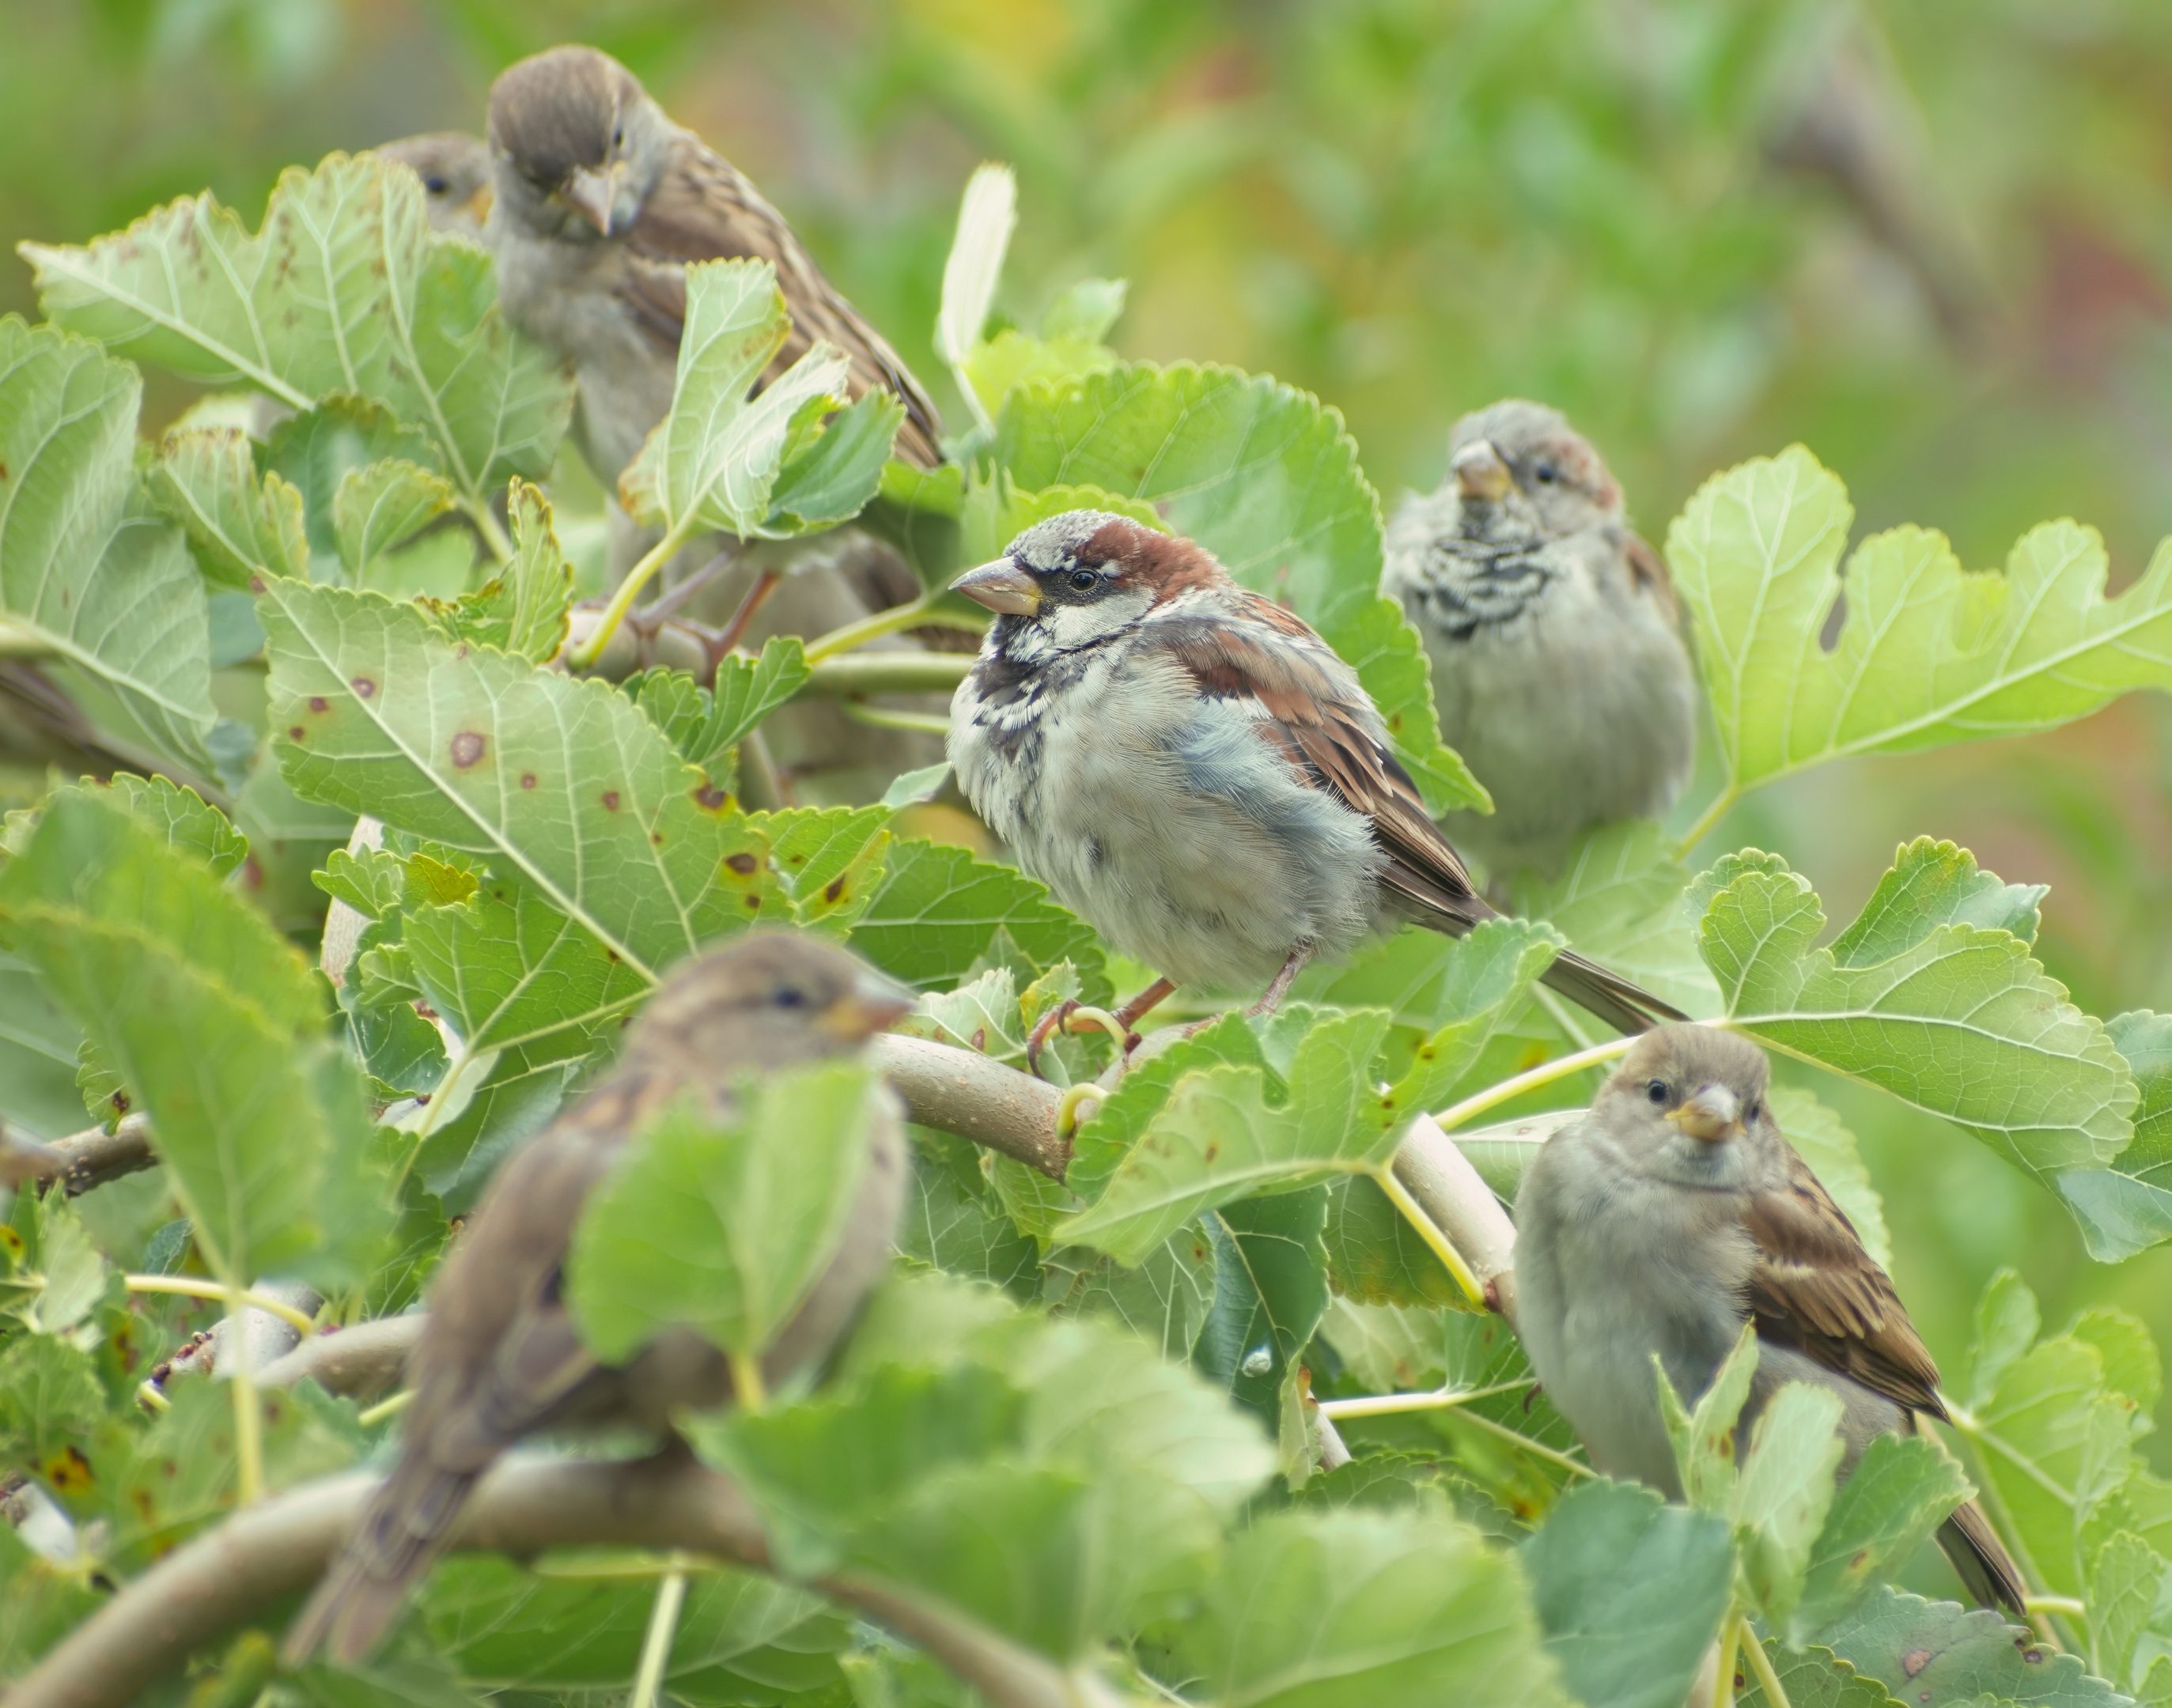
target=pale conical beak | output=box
[1667,1084,1744,1145]
[1451,440,1514,503]
[950,559,1041,616]
[821,966,918,1041]
[564,162,628,236]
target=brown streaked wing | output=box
[623,134,944,467]
[1744,1143,1944,1416]
[1617,527,1682,621]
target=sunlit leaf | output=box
[146,426,309,588]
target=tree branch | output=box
[1393,1113,1522,1327]
[8,1113,157,1196]
[6,1455,1095,1708]
[253,1315,418,1400]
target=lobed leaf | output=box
[1820,1586,2125,1706]
[146,427,308,588]
[852,838,1108,1002]
[335,458,456,582]
[1792,1434,1973,1643]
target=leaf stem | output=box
[1448,1405,1594,1479]
[797,652,977,698]
[225,1283,264,1508]
[461,493,513,565]
[1317,1379,1527,1421]
[126,1276,317,1337]
[802,594,981,663]
[1430,1035,1650,1132]
[1672,786,1741,861]
[1740,1623,1792,1708]
[355,1389,413,1429]
[569,516,698,671]
[1712,1609,1743,1708]
[730,1352,767,1410]
[1368,1162,1486,1309]
[841,703,953,735]
[2026,1595,2085,1617]
[629,1565,687,1708]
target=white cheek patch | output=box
[1040,584,1154,651]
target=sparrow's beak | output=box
[1667,1084,1744,1145]
[563,161,630,236]
[1451,440,1515,503]
[462,182,496,228]
[950,559,1042,616]
[819,966,918,1041]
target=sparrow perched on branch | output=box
[374,132,494,238]
[1513,1026,2026,1614]
[1383,401,1697,877]
[946,511,1684,1045]
[484,43,943,486]
[284,934,913,1665]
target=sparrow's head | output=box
[487,45,671,240]
[1447,399,1623,539]
[950,509,1216,656]
[628,932,915,1072]
[375,132,493,239]
[1599,1025,1776,1188]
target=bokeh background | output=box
[7,0,2172,1455]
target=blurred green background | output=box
[7,0,2172,1451]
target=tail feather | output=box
[1939,1498,2028,1615]
[282,1464,479,1666]
[1539,944,1688,1037]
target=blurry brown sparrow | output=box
[1514,1025,2026,1613]
[374,132,494,238]
[284,934,913,1664]
[946,511,1684,1045]
[1383,400,1697,877]
[484,43,942,486]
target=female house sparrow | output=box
[284,935,913,1664]
[484,43,943,484]
[946,510,1684,1041]
[1514,1025,2026,1613]
[1383,401,1697,876]
[374,132,494,238]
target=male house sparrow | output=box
[1383,401,1697,876]
[484,43,943,485]
[375,132,494,238]
[946,511,1685,1043]
[284,934,913,1664]
[1513,1025,2026,1613]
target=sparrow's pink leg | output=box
[1247,943,1315,1016]
[1025,977,1178,1079]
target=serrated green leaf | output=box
[0,789,386,1287]
[1660,1321,1759,1513]
[712,634,814,748]
[96,773,249,879]
[262,395,441,565]
[1693,845,2136,1189]
[568,1059,880,1363]
[1671,445,2172,801]
[1042,1224,1216,1359]
[1195,1188,1330,1417]
[1772,1086,1890,1269]
[1966,1267,2041,1410]
[853,839,1108,1002]
[1737,1641,1905,1707]
[260,580,789,979]
[0,1333,108,1472]
[1512,818,1724,1019]
[1820,1585,2126,1706]
[335,457,456,582]
[905,1128,1042,1298]
[1734,1384,1847,1628]
[24,155,573,508]
[146,426,308,587]
[2057,1009,2172,1261]
[312,846,406,920]
[1055,1008,1396,1264]
[1167,1507,1568,1708]
[1523,1477,1734,1708]
[0,318,219,769]
[990,361,1485,814]
[1322,1173,1469,1309]
[1375,917,1564,1119]
[766,388,906,531]
[2088,1530,2164,1688]
[1065,1013,1265,1205]
[1794,1433,1973,1642]
[0,1521,102,1681]
[418,482,570,663]
[757,803,891,933]
[0,948,84,1141]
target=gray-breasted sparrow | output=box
[1514,1025,2026,1613]
[484,44,942,486]
[283,934,912,1664]
[946,510,1685,1042]
[1383,400,1697,877]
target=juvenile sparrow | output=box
[1513,1025,2026,1613]
[374,132,494,238]
[284,934,913,1664]
[484,43,943,485]
[1383,401,1697,876]
[945,510,1684,1043]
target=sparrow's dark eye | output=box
[772,985,808,1009]
[613,126,626,149]
[423,174,448,195]
[1533,459,1560,485]
[1744,1098,1761,1123]
[1068,569,1099,593]
[1646,1079,1668,1105]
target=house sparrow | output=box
[484,43,943,486]
[1513,1025,2026,1613]
[946,510,1685,1045]
[1382,401,1697,877]
[374,132,494,238]
[284,934,913,1665]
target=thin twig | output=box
[1317,1380,1527,1421]
[1740,1626,1793,1708]
[225,1283,263,1508]
[127,1276,317,1337]
[1368,1162,1485,1309]
[630,1566,689,1708]
[569,517,698,671]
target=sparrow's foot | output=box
[1247,944,1315,1016]
[1025,1000,1079,1079]
[1027,978,1178,1078]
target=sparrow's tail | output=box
[282,1456,481,1667]
[1538,945,1688,1037]
[1938,1498,2029,1615]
